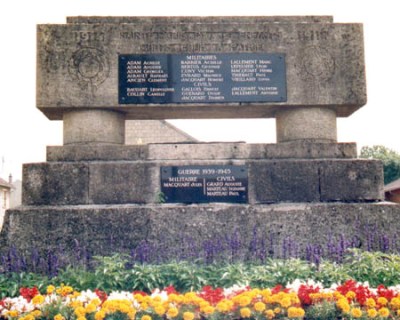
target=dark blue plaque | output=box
[119,53,286,104]
[160,165,248,203]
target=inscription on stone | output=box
[119,53,286,104]
[161,165,248,203]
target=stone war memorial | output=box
[1,16,400,263]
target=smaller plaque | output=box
[161,165,248,203]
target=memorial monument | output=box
[1,16,399,262]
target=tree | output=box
[359,145,400,184]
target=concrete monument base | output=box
[0,142,393,263]
[2,202,400,261]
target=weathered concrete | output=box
[37,18,366,120]
[2,203,400,260]
[46,142,358,162]
[276,107,337,143]
[63,110,125,145]
[67,16,335,24]
[22,158,384,205]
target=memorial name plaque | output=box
[119,53,286,104]
[161,165,248,203]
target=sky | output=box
[0,0,399,180]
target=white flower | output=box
[0,296,34,314]
[223,284,249,298]
[75,290,99,304]
[150,289,169,302]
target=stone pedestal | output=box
[1,141,392,262]
[63,110,125,145]
[276,108,337,143]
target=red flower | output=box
[164,285,178,295]
[94,289,108,303]
[377,284,396,301]
[19,287,39,302]
[297,284,320,306]
[336,280,374,305]
[199,286,225,305]
[271,284,289,294]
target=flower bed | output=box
[2,280,400,319]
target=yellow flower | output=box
[287,307,305,318]
[141,316,152,320]
[240,307,252,318]
[57,285,73,296]
[280,296,292,308]
[47,285,56,294]
[140,302,149,310]
[366,298,376,308]
[254,301,266,312]
[367,308,378,318]
[23,315,35,320]
[265,309,275,319]
[31,294,45,305]
[238,295,251,307]
[74,306,86,318]
[274,307,281,314]
[7,310,19,318]
[378,297,388,306]
[53,314,65,320]
[345,291,356,300]
[85,303,97,313]
[94,310,106,320]
[336,298,350,313]
[183,311,195,320]
[32,310,42,318]
[378,307,390,318]
[154,304,166,316]
[167,307,179,318]
[351,307,363,318]
[202,305,215,315]
[77,317,86,320]
[391,297,400,309]
[216,300,230,313]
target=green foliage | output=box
[305,301,339,320]
[342,248,400,287]
[0,272,50,298]
[360,145,400,184]
[3,250,400,297]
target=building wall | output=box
[125,120,196,144]
[0,186,10,228]
[385,190,400,203]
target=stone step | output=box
[22,158,383,205]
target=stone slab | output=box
[2,202,400,261]
[37,19,366,120]
[46,142,358,162]
[22,158,383,205]
[67,16,335,24]
[320,159,384,201]
[22,162,89,205]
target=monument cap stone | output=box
[37,16,366,121]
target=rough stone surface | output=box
[276,107,337,143]
[250,160,320,203]
[22,158,383,205]
[46,142,358,162]
[47,145,148,162]
[2,203,400,260]
[63,110,125,145]
[88,162,157,204]
[37,18,366,120]
[22,162,89,205]
[67,16,335,24]
[320,159,384,201]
